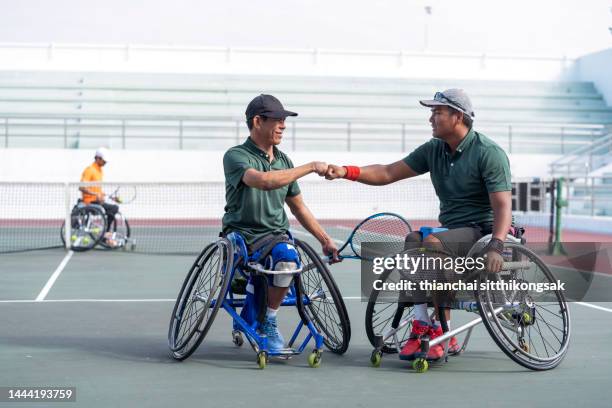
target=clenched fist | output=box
[311,161,328,177]
[325,164,346,180]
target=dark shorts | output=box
[405,225,485,257]
[431,226,484,257]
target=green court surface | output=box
[1,242,612,408]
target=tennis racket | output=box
[323,212,412,262]
[109,186,137,204]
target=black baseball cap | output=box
[245,94,298,119]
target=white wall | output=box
[0,148,560,182]
[0,44,579,82]
[573,49,612,106]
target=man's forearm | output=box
[356,164,393,186]
[491,202,513,241]
[79,187,97,197]
[254,164,314,190]
[292,205,331,246]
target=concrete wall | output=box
[0,148,559,182]
[573,48,612,106]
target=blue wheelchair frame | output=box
[220,232,325,362]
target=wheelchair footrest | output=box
[269,348,300,359]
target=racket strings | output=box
[351,216,411,257]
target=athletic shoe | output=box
[448,336,461,355]
[260,315,285,351]
[102,232,117,247]
[399,320,431,360]
[426,325,445,360]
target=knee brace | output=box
[264,242,301,287]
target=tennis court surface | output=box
[2,228,612,407]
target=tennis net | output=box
[0,179,554,255]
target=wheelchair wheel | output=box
[365,263,415,354]
[60,205,107,252]
[475,242,571,370]
[99,212,131,249]
[168,239,233,360]
[295,239,351,355]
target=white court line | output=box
[34,250,74,302]
[0,296,364,304]
[291,227,345,246]
[575,302,612,313]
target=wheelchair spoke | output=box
[533,317,552,358]
[295,239,350,354]
[534,309,564,345]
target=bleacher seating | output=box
[0,71,610,152]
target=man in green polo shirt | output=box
[325,89,512,361]
[222,94,340,351]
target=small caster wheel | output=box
[370,350,382,367]
[521,312,532,325]
[307,349,322,368]
[257,352,267,369]
[519,339,529,353]
[232,331,244,347]
[412,358,429,373]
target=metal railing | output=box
[0,42,577,68]
[550,132,612,178]
[1,114,606,153]
[563,176,612,217]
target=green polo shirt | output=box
[222,137,301,245]
[403,129,512,229]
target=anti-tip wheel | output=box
[257,352,267,369]
[232,331,244,347]
[412,358,429,373]
[370,350,382,367]
[308,350,322,368]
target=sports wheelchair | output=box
[365,226,570,373]
[168,232,351,368]
[60,200,133,252]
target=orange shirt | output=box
[80,162,103,204]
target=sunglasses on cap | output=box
[433,92,469,115]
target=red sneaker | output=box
[426,325,445,361]
[399,320,430,361]
[448,336,461,355]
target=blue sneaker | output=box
[260,315,285,351]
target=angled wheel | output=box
[295,239,351,355]
[474,242,571,370]
[99,212,131,249]
[60,205,107,252]
[168,239,233,360]
[365,262,416,354]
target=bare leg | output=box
[268,286,290,310]
[423,234,452,325]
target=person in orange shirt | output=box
[79,147,119,245]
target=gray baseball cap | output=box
[419,89,475,118]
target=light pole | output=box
[424,6,432,51]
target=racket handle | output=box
[321,254,343,264]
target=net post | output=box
[64,182,72,250]
[552,177,567,255]
[548,178,556,253]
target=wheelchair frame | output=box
[168,233,350,369]
[61,201,134,252]
[367,232,571,373]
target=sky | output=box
[0,0,610,57]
